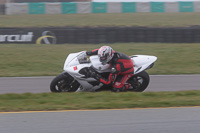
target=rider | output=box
[86,46,134,92]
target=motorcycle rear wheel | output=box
[50,73,80,92]
[128,71,150,92]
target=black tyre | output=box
[128,71,150,92]
[50,73,80,92]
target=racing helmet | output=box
[98,46,114,65]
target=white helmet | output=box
[98,46,114,65]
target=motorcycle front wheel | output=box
[128,71,150,92]
[50,73,80,92]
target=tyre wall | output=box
[0,27,200,44]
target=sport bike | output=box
[50,51,157,92]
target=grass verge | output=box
[0,91,200,112]
[1,13,200,27]
[0,43,200,77]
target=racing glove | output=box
[89,70,100,81]
[86,49,98,56]
[86,51,93,56]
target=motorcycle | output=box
[50,51,157,92]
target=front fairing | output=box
[62,52,108,91]
[63,52,81,70]
[63,51,90,78]
[63,51,89,71]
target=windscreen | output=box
[77,51,90,64]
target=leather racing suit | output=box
[87,49,134,91]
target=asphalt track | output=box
[1,107,200,133]
[0,76,200,133]
[0,75,200,94]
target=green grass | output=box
[0,43,200,77]
[1,13,200,27]
[0,91,200,112]
[1,13,199,112]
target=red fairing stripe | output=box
[73,66,77,70]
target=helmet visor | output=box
[100,56,106,61]
[99,53,108,64]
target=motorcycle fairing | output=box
[131,55,157,74]
[62,51,157,92]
